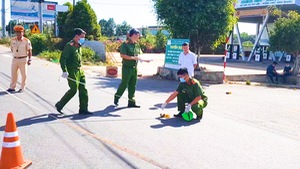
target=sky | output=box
[0,0,257,35]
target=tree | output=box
[115,21,132,36]
[270,10,300,75]
[6,20,17,36]
[152,0,236,55]
[139,29,156,52]
[241,32,255,43]
[65,0,101,40]
[57,2,73,38]
[99,18,116,37]
[233,32,256,44]
[155,30,167,52]
[242,41,254,47]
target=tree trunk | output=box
[196,44,202,69]
[293,55,300,75]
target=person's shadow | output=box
[92,105,124,117]
[150,117,200,129]
[54,105,124,120]
[0,91,8,96]
[0,90,20,96]
[0,114,57,131]
[149,103,177,110]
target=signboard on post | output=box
[10,0,57,22]
[47,4,56,11]
[236,8,267,17]
[31,24,40,34]
[164,39,189,69]
[235,0,296,9]
[56,5,69,12]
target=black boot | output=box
[55,102,64,114]
[128,102,140,108]
[174,111,184,117]
[79,110,93,115]
[196,113,203,121]
[114,98,119,106]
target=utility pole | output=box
[1,0,5,37]
[38,0,43,33]
[73,0,75,6]
[54,10,58,37]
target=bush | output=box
[139,33,156,53]
[0,37,11,46]
[81,46,97,63]
[246,80,251,85]
[51,38,68,51]
[86,35,94,41]
[28,34,48,55]
[243,41,254,47]
[98,36,109,42]
[105,40,122,52]
[155,30,167,53]
[39,50,62,62]
[38,47,102,65]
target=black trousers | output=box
[267,73,278,83]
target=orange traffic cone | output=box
[0,112,32,169]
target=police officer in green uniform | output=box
[161,68,208,121]
[114,28,145,108]
[55,28,92,115]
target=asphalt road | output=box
[0,46,300,169]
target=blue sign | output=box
[11,0,57,22]
[236,0,296,9]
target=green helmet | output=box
[182,111,194,121]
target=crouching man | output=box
[161,68,208,121]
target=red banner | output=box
[47,4,55,10]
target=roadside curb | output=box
[227,81,300,89]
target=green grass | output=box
[39,49,116,66]
[38,50,61,62]
[0,37,11,46]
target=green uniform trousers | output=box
[177,93,207,117]
[114,65,137,104]
[57,69,88,111]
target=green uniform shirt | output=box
[60,40,82,72]
[176,78,208,103]
[120,40,142,67]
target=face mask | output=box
[79,38,85,44]
[179,77,186,83]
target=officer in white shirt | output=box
[7,25,32,93]
[178,42,197,77]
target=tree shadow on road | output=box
[150,117,199,129]
[0,114,57,131]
